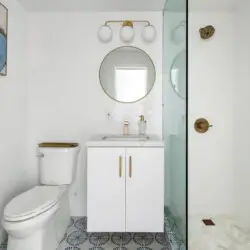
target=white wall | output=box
[188,12,234,216]
[26,12,163,216]
[17,0,166,12]
[0,0,30,243]
[233,0,250,229]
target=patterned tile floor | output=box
[0,216,185,250]
[57,216,186,250]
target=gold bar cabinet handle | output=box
[119,156,122,177]
[129,156,132,178]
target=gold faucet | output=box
[123,120,129,135]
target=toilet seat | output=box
[4,186,62,222]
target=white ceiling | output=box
[17,0,237,12]
[17,0,166,12]
[189,0,237,11]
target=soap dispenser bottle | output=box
[139,115,147,135]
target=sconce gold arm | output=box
[129,156,132,178]
[104,20,151,26]
[119,156,122,177]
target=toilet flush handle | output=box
[36,153,44,158]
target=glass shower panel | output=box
[163,0,187,246]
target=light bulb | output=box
[98,25,113,43]
[142,25,157,43]
[120,26,135,43]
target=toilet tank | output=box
[38,142,80,185]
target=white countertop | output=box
[86,134,164,147]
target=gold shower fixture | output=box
[194,118,213,133]
[199,25,215,40]
[98,20,157,43]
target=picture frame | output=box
[0,2,8,76]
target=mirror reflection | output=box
[99,46,156,103]
[170,50,186,99]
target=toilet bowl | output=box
[2,142,80,250]
[2,185,70,250]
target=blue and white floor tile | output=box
[0,243,7,250]
[57,216,186,250]
[0,216,185,250]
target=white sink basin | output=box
[102,135,150,141]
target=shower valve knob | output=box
[194,118,213,133]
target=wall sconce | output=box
[142,24,157,43]
[98,25,113,43]
[98,20,157,43]
[120,20,135,43]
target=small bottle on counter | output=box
[139,115,147,135]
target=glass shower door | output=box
[163,0,187,247]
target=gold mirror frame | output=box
[99,46,156,104]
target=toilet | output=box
[2,142,80,250]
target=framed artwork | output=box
[0,2,8,76]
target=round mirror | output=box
[170,50,186,99]
[99,46,156,103]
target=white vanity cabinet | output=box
[87,142,164,233]
[125,148,164,232]
[87,147,126,232]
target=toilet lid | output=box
[4,186,61,222]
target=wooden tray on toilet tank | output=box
[38,142,79,148]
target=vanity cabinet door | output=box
[87,148,126,232]
[125,148,164,232]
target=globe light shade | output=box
[142,25,157,43]
[120,25,135,43]
[98,25,113,43]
